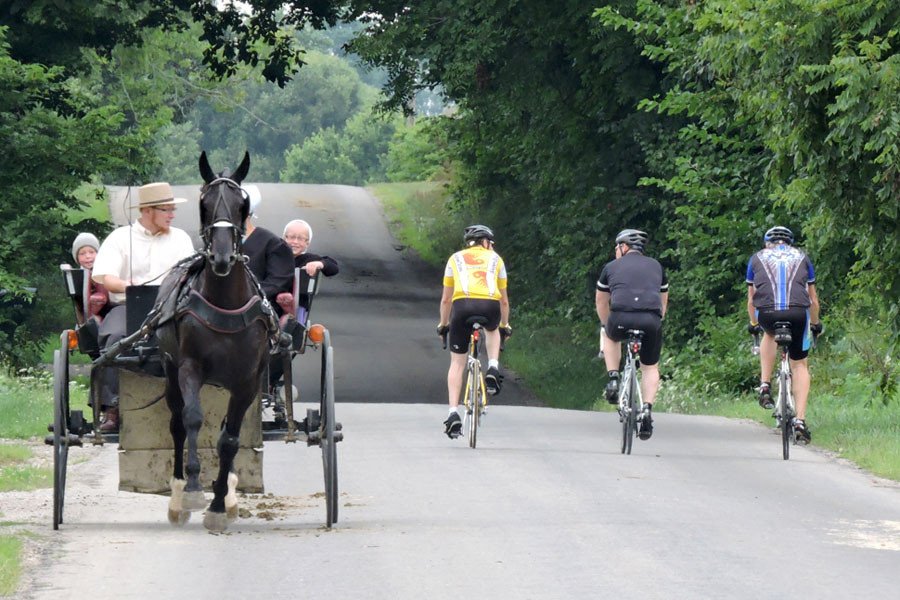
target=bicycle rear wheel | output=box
[620,373,635,455]
[780,372,791,461]
[468,365,480,449]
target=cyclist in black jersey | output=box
[595,229,668,440]
[746,225,821,443]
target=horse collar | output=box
[180,289,269,334]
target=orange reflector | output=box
[307,323,325,344]
[66,330,78,351]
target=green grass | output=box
[0,535,22,596]
[368,182,459,265]
[369,182,900,483]
[0,371,54,440]
[0,369,90,440]
[0,466,51,493]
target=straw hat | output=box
[131,182,187,209]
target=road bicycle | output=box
[441,317,507,449]
[752,321,805,460]
[616,329,647,455]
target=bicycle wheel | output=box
[468,365,480,449]
[319,332,338,527]
[52,340,70,530]
[620,370,635,455]
[780,370,791,461]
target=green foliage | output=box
[597,0,900,334]
[281,109,401,184]
[194,51,380,181]
[0,29,139,367]
[386,117,452,182]
[369,182,462,265]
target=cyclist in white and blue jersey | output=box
[746,226,822,443]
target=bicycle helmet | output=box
[614,229,648,251]
[763,225,793,244]
[463,224,495,245]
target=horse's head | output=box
[198,151,251,277]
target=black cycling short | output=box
[758,307,810,360]
[449,298,501,354]
[606,311,663,366]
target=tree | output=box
[281,109,400,184]
[0,29,128,365]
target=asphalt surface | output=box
[11,183,899,599]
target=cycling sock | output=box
[488,359,499,369]
[608,370,620,379]
[448,407,458,416]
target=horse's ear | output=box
[232,152,250,184]
[199,151,215,183]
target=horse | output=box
[156,151,276,531]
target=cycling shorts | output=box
[449,298,501,354]
[757,307,810,360]
[606,311,663,366]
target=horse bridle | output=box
[199,176,248,275]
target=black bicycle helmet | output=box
[615,228,648,250]
[463,224,495,245]
[764,225,794,244]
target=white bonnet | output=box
[243,184,262,216]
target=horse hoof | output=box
[167,509,191,527]
[203,511,229,532]
[226,504,239,522]
[183,490,207,511]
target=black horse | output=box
[157,152,276,531]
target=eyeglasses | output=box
[152,207,177,213]
[285,235,309,242]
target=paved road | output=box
[14,184,900,599]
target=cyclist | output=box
[595,229,668,440]
[746,225,821,444]
[437,225,511,438]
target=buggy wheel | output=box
[52,334,70,530]
[319,331,338,527]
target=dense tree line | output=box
[2,1,897,399]
[346,0,899,400]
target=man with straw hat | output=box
[90,182,196,431]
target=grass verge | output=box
[370,183,900,482]
[0,535,22,596]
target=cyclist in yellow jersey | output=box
[437,225,511,438]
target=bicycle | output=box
[441,316,512,448]
[751,321,805,460]
[616,329,648,455]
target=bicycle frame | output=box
[462,324,488,449]
[618,331,644,455]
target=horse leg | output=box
[179,359,207,512]
[164,357,191,526]
[203,429,240,532]
[203,384,254,532]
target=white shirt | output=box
[92,221,196,303]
